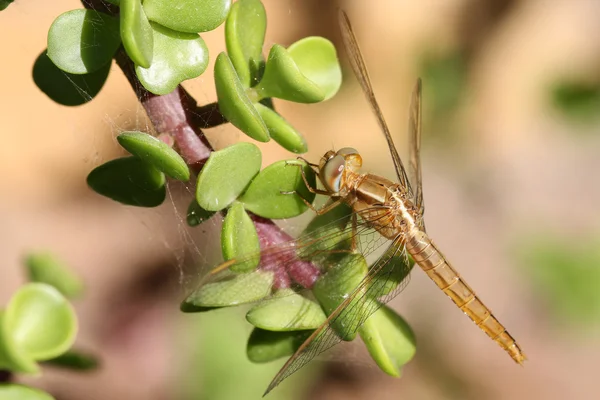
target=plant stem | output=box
[0,370,11,383]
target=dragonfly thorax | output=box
[319,147,362,194]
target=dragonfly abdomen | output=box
[405,229,526,364]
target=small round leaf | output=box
[187,199,216,227]
[47,9,120,74]
[225,0,266,87]
[254,44,325,103]
[239,159,316,219]
[0,384,55,400]
[221,202,260,273]
[0,1,15,12]
[247,328,311,363]
[120,0,154,68]
[117,131,190,181]
[182,270,273,310]
[358,305,416,377]
[254,103,307,153]
[4,283,78,361]
[24,252,83,299]
[143,0,231,33]
[196,142,261,211]
[33,51,110,106]
[287,37,342,101]
[43,350,99,371]
[0,312,38,373]
[214,52,270,142]
[135,22,209,95]
[246,289,326,331]
[87,156,166,207]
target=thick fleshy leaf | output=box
[359,305,416,376]
[87,156,166,207]
[221,202,260,273]
[254,103,307,153]
[371,255,414,297]
[312,253,377,341]
[136,22,209,95]
[33,51,110,106]
[47,9,120,74]
[246,289,326,331]
[24,252,83,299]
[247,328,311,363]
[144,0,231,33]
[253,45,325,103]
[287,37,342,101]
[0,0,15,12]
[44,350,99,371]
[225,0,266,87]
[120,0,153,68]
[0,384,55,400]
[0,312,38,373]
[214,52,270,142]
[301,202,353,253]
[195,142,261,211]
[4,284,77,361]
[239,159,316,219]
[181,270,273,310]
[187,199,216,227]
[117,131,190,181]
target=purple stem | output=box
[83,1,320,289]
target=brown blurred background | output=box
[2,0,600,399]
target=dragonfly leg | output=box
[295,156,319,168]
[284,161,330,195]
[350,212,358,251]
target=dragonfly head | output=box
[319,147,363,193]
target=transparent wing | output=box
[338,10,412,193]
[187,206,397,302]
[408,78,425,215]
[264,234,412,395]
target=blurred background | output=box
[2,0,600,399]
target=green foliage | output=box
[87,156,166,207]
[32,51,110,106]
[117,131,190,181]
[120,0,154,68]
[239,160,316,219]
[143,0,232,33]
[551,80,600,124]
[187,200,216,227]
[24,252,84,299]
[44,350,99,371]
[247,328,311,363]
[196,142,262,211]
[0,384,55,400]
[254,103,307,153]
[47,10,120,74]
[246,290,326,331]
[221,202,261,273]
[0,0,14,12]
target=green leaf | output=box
[359,305,416,376]
[301,202,353,253]
[181,270,274,310]
[551,80,600,124]
[225,0,267,87]
[246,289,326,331]
[135,22,209,95]
[214,52,270,142]
[143,0,231,33]
[287,37,342,101]
[240,159,316,219]
[254,103,307,153]
[47,9,120,74]
[0,384,55,400]
[106,0,121,5]
[371,255,413,297]
[312,253,376,341]
[253,44,325,103]
[87,156,166,207]
[195,142,261,211]
[221,202,260,273]
[117,131,190,181]
[4,284,78,362]
[120,0,154,68]
[247,328,311,363]
[0,0,15,12]
[0,311,38,373]
[24,252,83,299]
[44,349,99,371]
[187,199,216,227]
[33,51,110,106]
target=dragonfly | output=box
[194,9,526,395]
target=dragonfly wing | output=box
[408,78,425,218]
[338,10,412,194]
[264,234,413,395]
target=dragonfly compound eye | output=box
[322,154,346,193]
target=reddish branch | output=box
[84,1,320,289]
